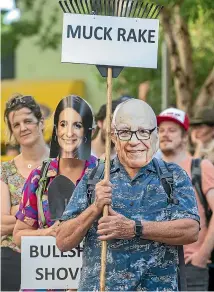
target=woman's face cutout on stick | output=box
[50,95,93,160]
[57,107,84,158]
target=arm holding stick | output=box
[97,207,199,245]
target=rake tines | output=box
[58,0,163,19]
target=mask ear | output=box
[155,135,160,153]
[151,132,159,155]
[111,127,116,145]
[111,133,116,145]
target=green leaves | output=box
[2,0,213,113]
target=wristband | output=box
[134,220,143,238]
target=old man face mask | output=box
[112,99,158,169]
[50,95,93,160]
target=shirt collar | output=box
[78,156,96,182]
[142,159,156,173]
[110,156,121,173]
[46,156,97,179]
[111,155,156,174]
[46,158,58,178]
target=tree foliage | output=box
[108,0,214,114]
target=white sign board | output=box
[21,236,82,290]
[61,14,159,69]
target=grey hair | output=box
[112,98,157,129]
[112,98,134,126]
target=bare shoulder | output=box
[201,159,214,171]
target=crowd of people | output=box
[1,93,214,292]
[157,108,214,291]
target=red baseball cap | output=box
[157,108,189,131]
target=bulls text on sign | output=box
[21,236,83,290]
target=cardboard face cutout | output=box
[50,95,93,160]
[112,99,158,168]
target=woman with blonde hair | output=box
[1,94,49,291]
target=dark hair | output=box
[4,93,43,142]
[50,95,93,159]
[92,100,122,139]
[117,95,134,103]
[95,100,121,123]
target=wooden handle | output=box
[100,67,113,292]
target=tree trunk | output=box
[160,7,193,113]
[172,5,195,94]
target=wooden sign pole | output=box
[100,67,113,291]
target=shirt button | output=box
[130,202,134,206]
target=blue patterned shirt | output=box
[61,157,199,291]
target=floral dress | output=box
[0,160,26,252]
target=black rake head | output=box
[58,0,163,19]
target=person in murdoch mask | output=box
[13,95,96,251]
[56,99,199,291]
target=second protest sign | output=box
[21,236,83,290]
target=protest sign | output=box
[62,14,159,69]
[21,236,83,290]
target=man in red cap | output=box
[157,107,214,291]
